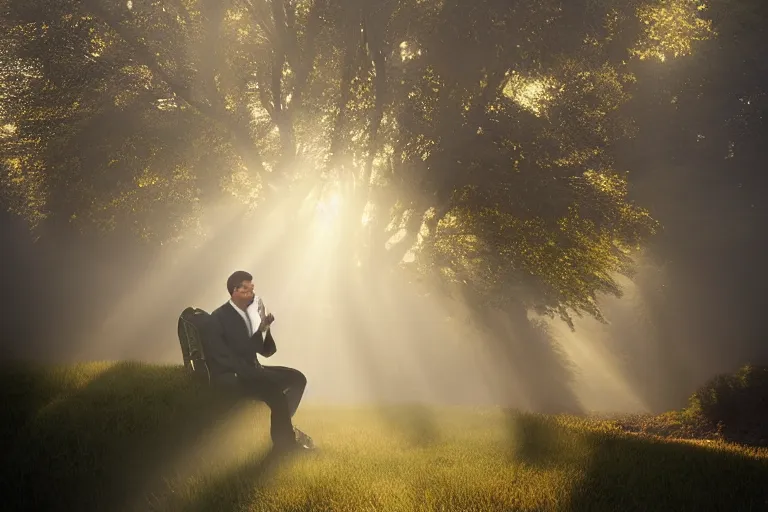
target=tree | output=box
[1,0,713,327]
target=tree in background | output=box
[1,0,713,319]
[1,1,725,410]
[613,0,768,409]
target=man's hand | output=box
[259,313,275,331]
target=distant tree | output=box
[614,0,768,405]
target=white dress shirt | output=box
[229,296,269,336]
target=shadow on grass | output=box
[506,412,768,511]
[158,447,297,512]
[0,361,276,512]
[568,435,768,511]
[0,360,74,453]
[506,412,592,469]
[375,402,442,447]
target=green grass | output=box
[2,362,767,512]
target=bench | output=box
[177,307,316,449]
[177,307,212,384]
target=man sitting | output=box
[203,270,313,453]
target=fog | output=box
[1,0,766,420]
[3,172,766,415]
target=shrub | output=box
[687,365,768,446]
[611,410,719,442]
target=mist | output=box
[3,176,766,415]
[1,0,766,418]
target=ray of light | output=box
[74,169,679,417]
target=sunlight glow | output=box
[385,228,407,250]
[544,315,648,414]
[503,73,558,116]
[1,123,17,136]
[315,191,342,223]
[632,0,712,62]
[399,41,421,62]
[361,200,375,226]
[79,171,667,414]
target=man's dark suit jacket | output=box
[203,302,277,380]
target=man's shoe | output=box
[294,426,315,450]
[273,439,313,457]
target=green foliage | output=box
[632,0,713,61]
[0,0,714,320]
[687,365,768,446]
[611,410,719,442]
[611,365,768,447]
[1,362,767,511]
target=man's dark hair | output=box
[227,270,253,295]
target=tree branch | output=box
[241,0,275,43]
[268,0,296,166]
[199,0,231,110]
[255,64,274,117]
[168,0,192,26]
[285,0,324,115]
[270,0,287,116]
[327,40,357,171]
[424,68,507,203]
[360,7,388,196]
[84,0,209,116]
[82,0,267,175]
[384,204,428,267]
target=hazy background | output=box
[1,0,767,415]
[2,174,766,414]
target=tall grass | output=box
[2,361,767,511]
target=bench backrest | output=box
[177,307,211,383]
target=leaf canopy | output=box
[0,0,713,322]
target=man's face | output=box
[233,280,255,304]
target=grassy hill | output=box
[2,362,767,512]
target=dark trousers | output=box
[213,366,307,446]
